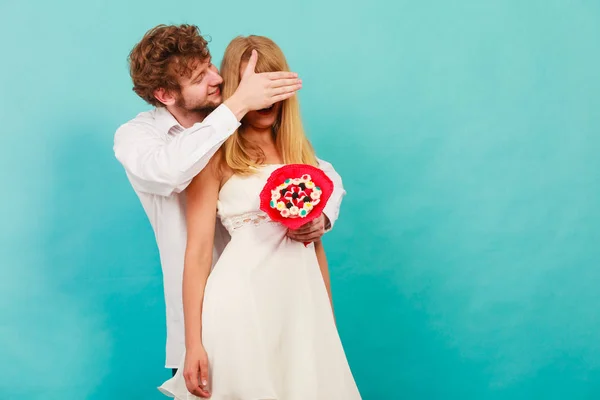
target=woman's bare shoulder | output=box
[208,148,234,189]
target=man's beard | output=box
[176,97,221,115]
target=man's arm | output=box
[114,105,239,196]
[114,49,301,196]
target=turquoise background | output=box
[1,0,599,399]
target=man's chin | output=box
[206,98,223,111]
[190,101,221,114]
[209,97,223,108]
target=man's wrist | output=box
[223,94,249,121]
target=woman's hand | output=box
[287,213,329,243]
[183,345,211,398]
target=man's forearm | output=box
[114,105,240,196]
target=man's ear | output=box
[154,87,176,106]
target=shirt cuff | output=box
[199,104,241,137]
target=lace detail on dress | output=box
[220,211,275,235]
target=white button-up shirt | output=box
[114,104,346,368]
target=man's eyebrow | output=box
[191,58,212,81]
[191,66,206,81]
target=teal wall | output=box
[1,0,599,398]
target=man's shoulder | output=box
[119,108,159,129]
[114,109,160,139]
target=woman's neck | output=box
[242,125,275,146]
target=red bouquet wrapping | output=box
[259,164,334,244]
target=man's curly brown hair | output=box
[128,24,211,107]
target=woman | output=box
[159,35,361,400]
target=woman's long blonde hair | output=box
[220,35,318,175]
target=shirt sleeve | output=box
[318,158,346,231]
[114,104,240,196]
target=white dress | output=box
[158,165,361,400]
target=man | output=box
[114,24,346,376]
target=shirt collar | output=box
[154,106,184,136]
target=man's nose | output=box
[209,69,223,86]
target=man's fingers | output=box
[270,78,302,89]
[266,71,299,80]
[242,49,258,79]
[273,83,302,96]
[267,85,302,105]
[271,92,296,103]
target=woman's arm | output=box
[287,159,345,243]
[181,154,222,398]
[314,240,335,322]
